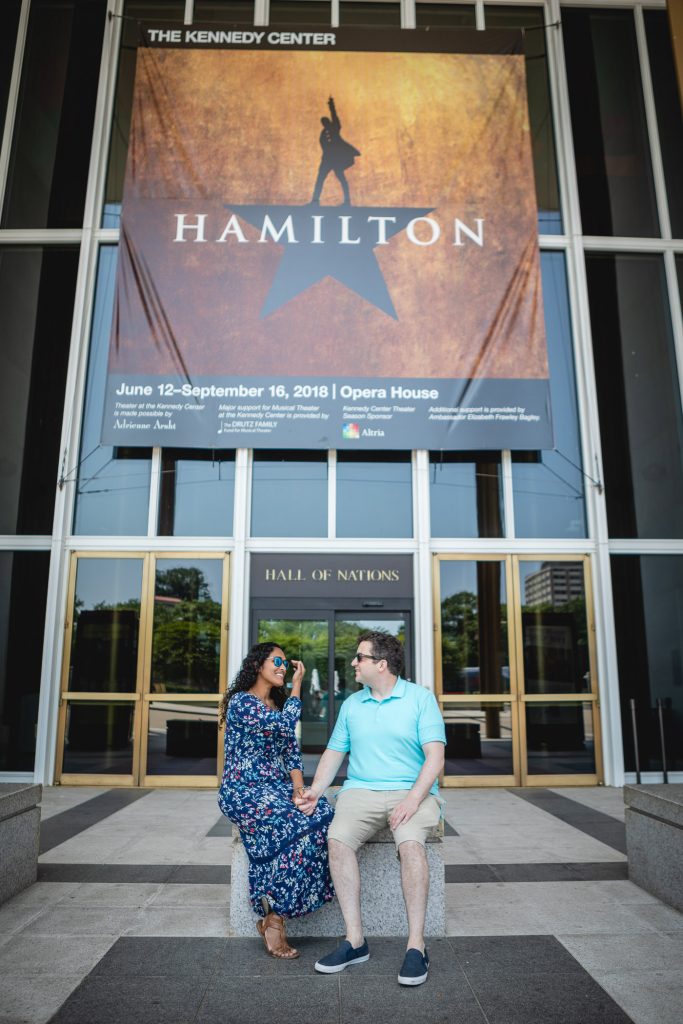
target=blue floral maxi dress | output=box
[218,692,334,919]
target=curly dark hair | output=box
[358,629,404,676]
[218,641,285,726]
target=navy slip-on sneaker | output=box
[314,939,370,974]
[397,947,429,986]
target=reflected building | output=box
[524,564,585,609]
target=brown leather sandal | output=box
[256,911,299,959]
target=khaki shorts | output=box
[328,788,441,852]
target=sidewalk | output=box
[0,786,681,1023]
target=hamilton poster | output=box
[102,27,553,450]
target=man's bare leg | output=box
[398,840,429,951]
[329,838,364,947]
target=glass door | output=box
[434,555,518,786]
[515,557,602,786]
[253,610,411,753]
[434,554,602,787]
[255,616,330,752]
[56,552,229,786]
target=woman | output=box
[218,642,334,959]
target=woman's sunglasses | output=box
[267,656,290,669]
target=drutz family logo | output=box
[172,95,485,320]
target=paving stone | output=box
[48,974,206,1024]
[196,975,339,1024]
[89,937,225,977]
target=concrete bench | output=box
[0,783,42,905]
[624,784,683,913]
[229,810,445,937]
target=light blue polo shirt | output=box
[328,677,446,795]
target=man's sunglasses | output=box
[267,656,290,669]
[354,652,382,662]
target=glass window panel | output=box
[562,7,659,238]
[0,1,21,133]
[194,1,253,21]
[430,452,503,538]
[519,561,590,696]
[512,252,586,538]
[69,558,143,693]
[334,615,408,707]
[525,702,595,775]
[269,2,331,23]
[416,4,476,28]
[102,1,186,228]
[336,452,412,538]
[62,701,135,774]
[587,252,683,538]
[645,12,683,239]
[74,246,152,535]
[0,552,50,772]
[151,559,223,694]
[2,0,107,228]
[484,5,561,234]
[146,700,218,775]
[0,246,79,535]
[443,703,513,776]
[251,451,327,536]
[439,560,509,695]
[158,450,235,536]
[339,3,400,26]
[611,555,683,774]
[256,617,330,752]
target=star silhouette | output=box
[227,203,434,319]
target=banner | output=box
[103,27,553,450]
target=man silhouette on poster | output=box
[311,97,361,205]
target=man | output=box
[296,630,445,986]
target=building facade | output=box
[1,0,682,789]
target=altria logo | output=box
[167,97,484,318]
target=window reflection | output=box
[645,12,683,239]
[336,452,412,538]
[416,4,476,28]
[484,5,562,234]
[73,247,152,536]
[439,560,509,696]
[430,452,503,538]
[62,702,135,775]
[2,0,107,228]
[68,558,144,694]
[151,559,223,694]
[443,703,513,776]
[158,449,235,536]
[562,7,659,237]
[519,560,590,696]
[611,555,683,774]
[339,3,400,26]
[0,246,79,534]
[587,252,683,539]
[0,552,50,772]
[269,2,331,23]
[146,700,218,776]
[251,451,327,537]
[0,2,21,133]
[257,617,330,752]
[525,702,595,775]
[194,1,253,22]
[512,252,586,538]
